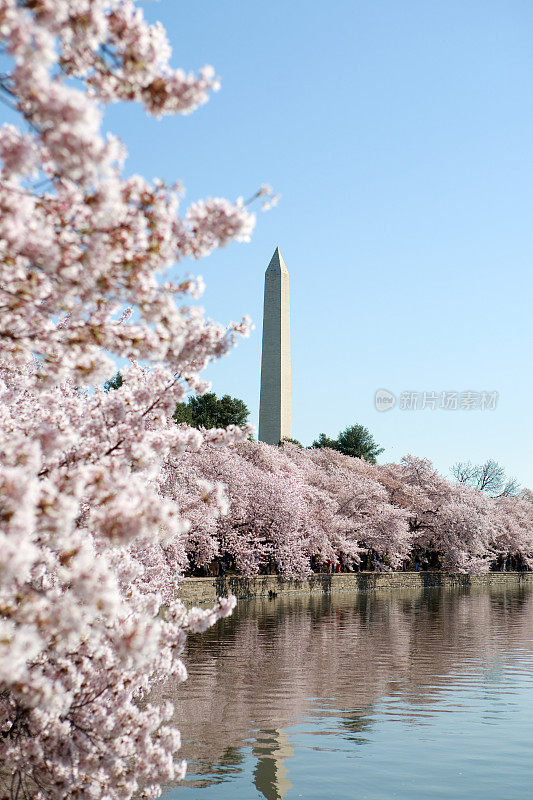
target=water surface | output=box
[159,587,533,799]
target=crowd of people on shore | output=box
[188,549,532,578]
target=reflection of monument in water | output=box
[252,729,293,800]
[164,590,533,796]
[259,248,292,445]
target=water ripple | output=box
[157,586,533,800]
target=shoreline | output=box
[178,570,533,606]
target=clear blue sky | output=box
[104,0,533,487]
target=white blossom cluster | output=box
[0,1,267,797]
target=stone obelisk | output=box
[259,247,292,445]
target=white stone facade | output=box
[259,248,292,445]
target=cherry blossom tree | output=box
[1,3,529,796]
[381,456,501,572]
[284,445,411,569]
[163,441,312,577]
[161,443,411,576]
[491,494,533,568]
[0,1,274,798]
[162,445,532,579]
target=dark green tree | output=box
[173,392,250,430]
[278,437,303,447]
[312,424,384,464]
[104,371,123,392]
[311,432,338,450]
[172,401,194,426]
[336,424,384,463]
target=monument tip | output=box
[266,246,288,275]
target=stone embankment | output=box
[178,571,533,606]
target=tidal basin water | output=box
[159,587,533,800]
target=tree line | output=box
[151,440,533,581]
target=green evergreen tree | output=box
[172,401,194,426]
[312,424,384,464]
[336,424,384,463]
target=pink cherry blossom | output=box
[0,3,529,799]
[159,444,532,580]
[0,1,270,797]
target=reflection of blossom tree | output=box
[155,587,533,796]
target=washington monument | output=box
[259,248,292,445]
